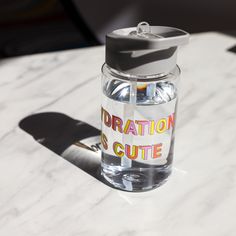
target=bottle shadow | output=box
[19,112,113,187]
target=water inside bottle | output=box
[101,78,177,191]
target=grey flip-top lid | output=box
[106,22,189,76]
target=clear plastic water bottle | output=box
[101,22,189,191]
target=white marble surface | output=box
[0,32,236,236]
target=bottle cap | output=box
[106,22,189,76]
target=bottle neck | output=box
[102,63,180,82]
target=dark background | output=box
[0,0,235,58]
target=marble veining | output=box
[0,33,236,236]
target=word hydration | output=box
[101,107,175,160]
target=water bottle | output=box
[101,22,189,191]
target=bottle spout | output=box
[130,21,163,39]
[137,21,150,35]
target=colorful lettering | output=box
[113,142,124,157]
[101,132,108,150]
[168,113,175,129]
[124,120,138,135]
[153,143,162,158]
[125,144,138,159]
[156,118,167,133]
[112,115,123,133]
[139,145,152,160]
[135,120,149,136]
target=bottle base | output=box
[101,164,172,192]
